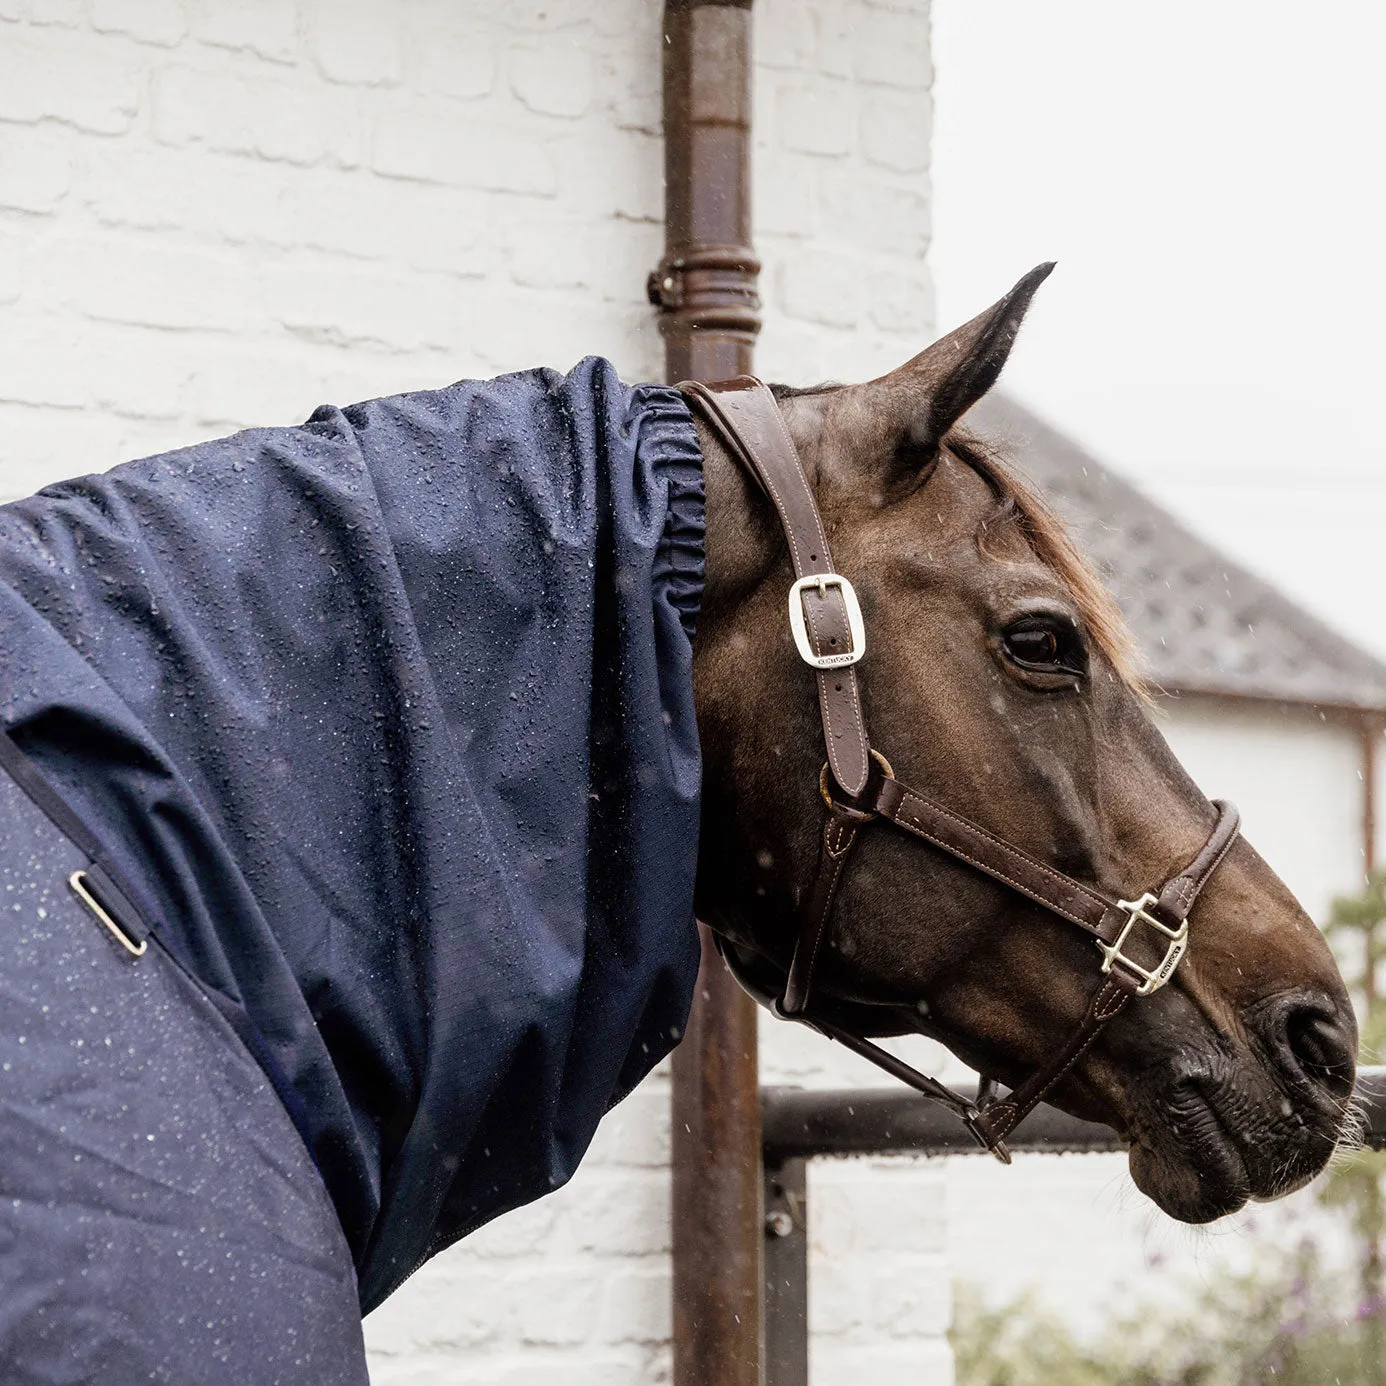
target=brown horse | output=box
[691,265,1357,1223]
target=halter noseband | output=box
[682,377,1241,1163]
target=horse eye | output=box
[1001,618,1087,678]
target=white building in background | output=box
[976,393,1386,923]
[1,1,1381,1382]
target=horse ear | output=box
[883,261,1055,487]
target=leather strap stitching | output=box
[980,980,1134,1141]
[763,391,833,559]
[783,812,860,1014]
[889,796,1108,933]
[681,378,870,795]
[890,785,1113,911]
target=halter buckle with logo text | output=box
[788,573,866,669]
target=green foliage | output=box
[952,1244,1371,1386]
[1325,868,1386,1058]
[950,1284,1114,1386]
[1323,870,1386,1316]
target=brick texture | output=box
[0,0,940,1381]
[753,0,934,385]
[0,0,669,501]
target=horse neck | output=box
[689,414,826,946]
[692,416,784,638]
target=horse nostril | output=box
[1280,1004,1356,1100]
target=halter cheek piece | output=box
[682,377,1242,1163]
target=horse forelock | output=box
[947,430,1147,699]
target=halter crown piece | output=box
[680,377,1241,1162]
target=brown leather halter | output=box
[683,377,1242,1162]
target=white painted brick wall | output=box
[0,0,939,1380]
[0,0,666,505]
[754,0,934,386]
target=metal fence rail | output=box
[760,1068,1386,1386]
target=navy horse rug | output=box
[0,358,704,1383]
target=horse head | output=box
[691,264,1358,1223]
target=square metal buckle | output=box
[788,573,866,670]
[1097,891,1188,996]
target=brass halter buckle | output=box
[788,573,866,669]
[1098,891,1188,996]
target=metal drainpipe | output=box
[649,2,764,1383]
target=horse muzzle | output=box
[1123,985,1357,1223]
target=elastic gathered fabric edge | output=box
[635,384,706,644]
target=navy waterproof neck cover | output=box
[0,357,705,1310]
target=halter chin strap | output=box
[681,376,1242,1163]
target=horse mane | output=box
[948,430,1145,694]
[765,382,1144,692]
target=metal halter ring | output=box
[1098,891,1190,996]
[819,749,895,811]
